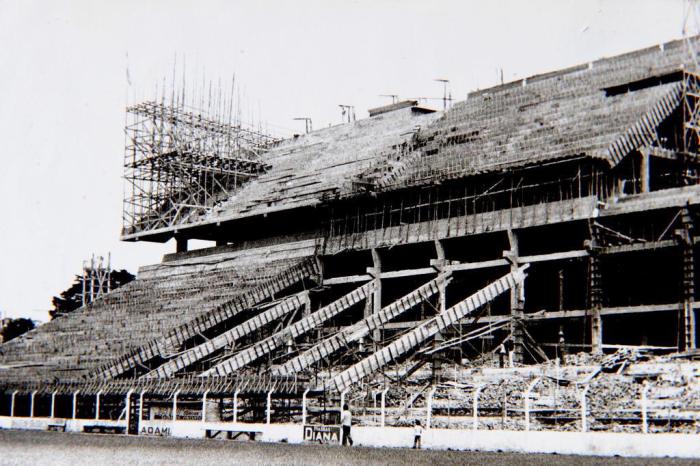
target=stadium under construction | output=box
[3,36,700,456]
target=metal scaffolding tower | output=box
[123,100,281,235]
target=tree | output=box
[0,318,35,343]
[50,269,135,320]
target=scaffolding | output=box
[81,253,112,306]
[683,71,700,154]
[123,100,282,236]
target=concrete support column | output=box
[433,240,447,313]
[368,249,382,347]
[506,229,524,364]
[430,240,448,380]
[640,149,651,193]
[175,235,188,253]
[589,254,603,355]
[682,244,696,350]
[679,206,696,350]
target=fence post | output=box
[473,385,484,430]
[124,388,134,434]
[172,390,180,422]
[10,390,17,417]
[426,386,437,429]
[72,390,80,419]
[233,390,240,423]
[95,390,102,420]
[29,390,37,418]
[201,390,209,422]
[524,378,541,432]
[301,388,310,425]
[138,390,146,422]
[340,389,349,414]
[51,391,57,419]
[580,385,590,432]
[372,391,378,425]
[266,390,273,425]
[380,388,388,427]
[642,381,650,434]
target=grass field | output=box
[0,429,698,466]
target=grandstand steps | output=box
[94,256,320,380]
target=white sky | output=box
[0,0,692,321]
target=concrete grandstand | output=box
[3,36,700,457]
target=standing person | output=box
[558,326,567,365]
[506,338,515,367]
[496,341,507,368]
[412,419,423,449]
[341,403,353,446]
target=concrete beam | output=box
[382,302,700,328]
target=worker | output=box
[506,338,515,367]
[497,341,507,368]
[412,419,423,449]
[341,403,354,446]
[558,326,567,365]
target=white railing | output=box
[3,375,699,435]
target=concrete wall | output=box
[0,416,124,432]
[2,416,699,458]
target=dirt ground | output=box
[0,429,698,466]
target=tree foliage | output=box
[50,269,135,320]
[0,317,35,343]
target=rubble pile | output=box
[322,349,700,433]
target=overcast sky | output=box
[0,0,693,321]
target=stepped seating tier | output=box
[0,242,316,383]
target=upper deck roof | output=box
[124,36,699,242]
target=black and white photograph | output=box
[2,1,700,464]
